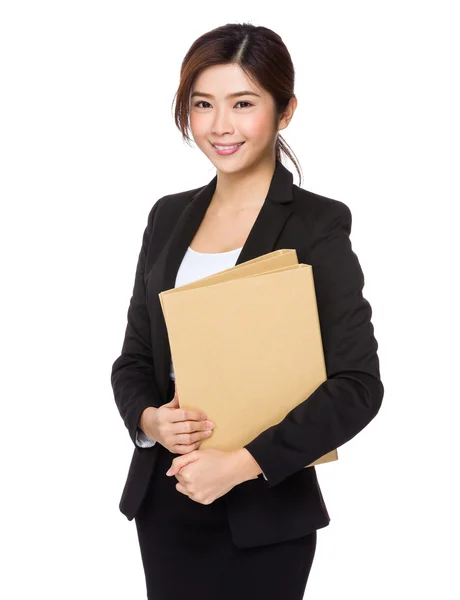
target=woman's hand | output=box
[166,448,241,504]
[139,390,215,454]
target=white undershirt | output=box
[136,245,268,480]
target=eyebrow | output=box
[190,90,261,99]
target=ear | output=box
[278,95,298,132]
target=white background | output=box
[1,1,459,598]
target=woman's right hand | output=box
[139,389,215,454]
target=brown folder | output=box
[158,249,338,473]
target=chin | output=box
[213,162,247,175]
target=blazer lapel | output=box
[157,158,295,395]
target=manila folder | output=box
[159,251,338,469]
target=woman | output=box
[111,22,384,600]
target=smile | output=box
[211,142,245,155]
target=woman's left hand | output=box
[166,448,241,504]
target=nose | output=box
[210,107,234,137]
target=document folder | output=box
[158,249,338,470]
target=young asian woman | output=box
[111,22,384,600]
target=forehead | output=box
[191,64,266,97]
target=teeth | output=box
[214,143,242,150]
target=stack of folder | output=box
[158,249,338,471]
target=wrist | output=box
[230,448,263,486]
[139,406,158,435]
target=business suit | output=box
[111,158,384,552]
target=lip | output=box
[211,141,245,156]
[211,142,244,147]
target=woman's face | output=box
[189,63,281,174]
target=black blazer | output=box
[111,158,384,548]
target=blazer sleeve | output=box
[243,200,384,487]
[110,200,163,447]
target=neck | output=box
[210,155,276,212]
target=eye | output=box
[193,100,254,109]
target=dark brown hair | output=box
[171,22,303,186]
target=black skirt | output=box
[135,382,317,600]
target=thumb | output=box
[166,451,199,477]
[167,392,179,407]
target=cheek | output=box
[241,113,273,140]
[189,114,207,138]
